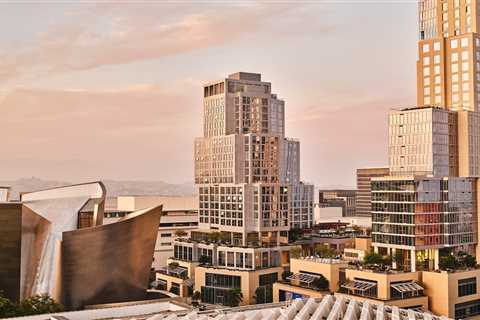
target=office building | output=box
[356,167,389,217]
[371,175,476,272]
[318,189,356,217]
[273,257,348,302]
[388,106,480,178]
[0,182,161,309]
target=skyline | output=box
[0,2,418,188]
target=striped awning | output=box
[342,280,377,292]
[287,272,320,284]
[391,282,424,293]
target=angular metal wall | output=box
[61,205,162,309]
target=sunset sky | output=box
[0,1,418,188]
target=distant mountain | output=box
[0,177,196,200]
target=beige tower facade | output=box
[418,0,480,111]
[196,72,314,235]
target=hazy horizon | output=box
[0,2,418,188]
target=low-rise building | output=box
[170,237,296,305]
[422,269,480,319]
[318,189,356,217]
[339,268,428,310]
[273,257,348,303]
[195,265,284,305]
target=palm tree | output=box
[227,288,243,307]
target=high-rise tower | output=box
[167,72,313,306]
[371,1,480,272]
[195,72,314,243]
[418,0,480,111]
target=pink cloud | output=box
[0,3,322,83]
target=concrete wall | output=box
[355,237,372,251]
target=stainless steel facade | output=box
[0,183,162,310]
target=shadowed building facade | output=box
[0,182,162,309]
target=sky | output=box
[0,0,418,188]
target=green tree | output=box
[17,294,63,316]
[192,290,201,302]
[393,250,403,267]
[314,244,335,258]
[198,255,210,265]
[168,261,180,269]
[382,255,392,266]
[311,275,329,290]
[220,232,231,243]
[254,286,273,304]
[289,228,304,242]
[290,247,303,259]
[363,252,384,265]
[464,254,477,268]
[207,232,221,243]
[226,288,243,307]
[0,294,16,318]
[174,230,188,238]
[439,255,457,270]
[282,270,293,280]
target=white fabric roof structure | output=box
[8,296,451,320]
[142,296,450,320]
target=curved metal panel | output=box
[61,205,162,309]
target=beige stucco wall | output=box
[345,269,422,300]
[167,258,199,279]
[194,266,283,305]
[355,237,372,252]
[422,269,480,319]
[290,259,348,292]
[272,282,324,303]
[155,272,188,297]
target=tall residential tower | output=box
[168,72,313,306]
[418,0,480,110]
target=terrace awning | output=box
[342,280,377,292]
[391,282,424,294]
[287,272,320,284]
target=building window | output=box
[458,277,477,297]
[259,273,278,286]
[455,299,480,319]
